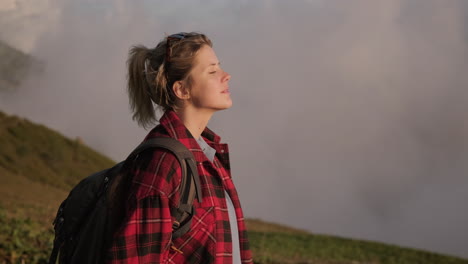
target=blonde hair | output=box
[127,32,212,129]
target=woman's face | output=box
[186,45,232,112]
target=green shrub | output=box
[0,208,53,264]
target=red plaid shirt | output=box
[107,110,254,264]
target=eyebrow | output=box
[207,62,221,68]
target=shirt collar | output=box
[196,136,216,162]
[157,110,222,144]
[144,110,226,164]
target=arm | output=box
[107,149,182,264]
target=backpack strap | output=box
[49,204,65,264]
[127,138,202,203]
[127,138,203,240]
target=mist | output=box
[1,0,468,258]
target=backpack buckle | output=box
[172,220,180,230]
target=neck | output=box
[175,107,214,140]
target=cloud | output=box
[0,0,62,52]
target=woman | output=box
[107,32,254,264]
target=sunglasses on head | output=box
[165,33,188,63]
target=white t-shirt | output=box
[196,137,241,264]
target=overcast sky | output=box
[1,0,468,259]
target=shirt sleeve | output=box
[107,149,182,264]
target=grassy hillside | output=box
[246,220,467,264]
[0,111,115,190]
[0,110,467,264]
[0,110,115,263]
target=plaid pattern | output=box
[107,110,254,264]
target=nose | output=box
[223,71,231,83]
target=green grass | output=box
[246,226,467,264]
[0,109,467,264]
[0,207,53,264]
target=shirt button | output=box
[221,149,224,153]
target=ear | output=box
[172,80,190,100]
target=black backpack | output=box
[49,138,203,264]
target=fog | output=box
[1,0,467,258]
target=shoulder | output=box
[129,146,183,201]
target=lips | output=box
[221,88,230,94]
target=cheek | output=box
[196,80,217,97]
[201,86,219,102]
[189,81,212,103]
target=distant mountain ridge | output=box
[0,109,467,264]
[0,40,43,91]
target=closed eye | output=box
[209,71,217,74]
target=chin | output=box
[224,100,233,109]
[214,102,233,111]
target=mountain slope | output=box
[0,110,115,191]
